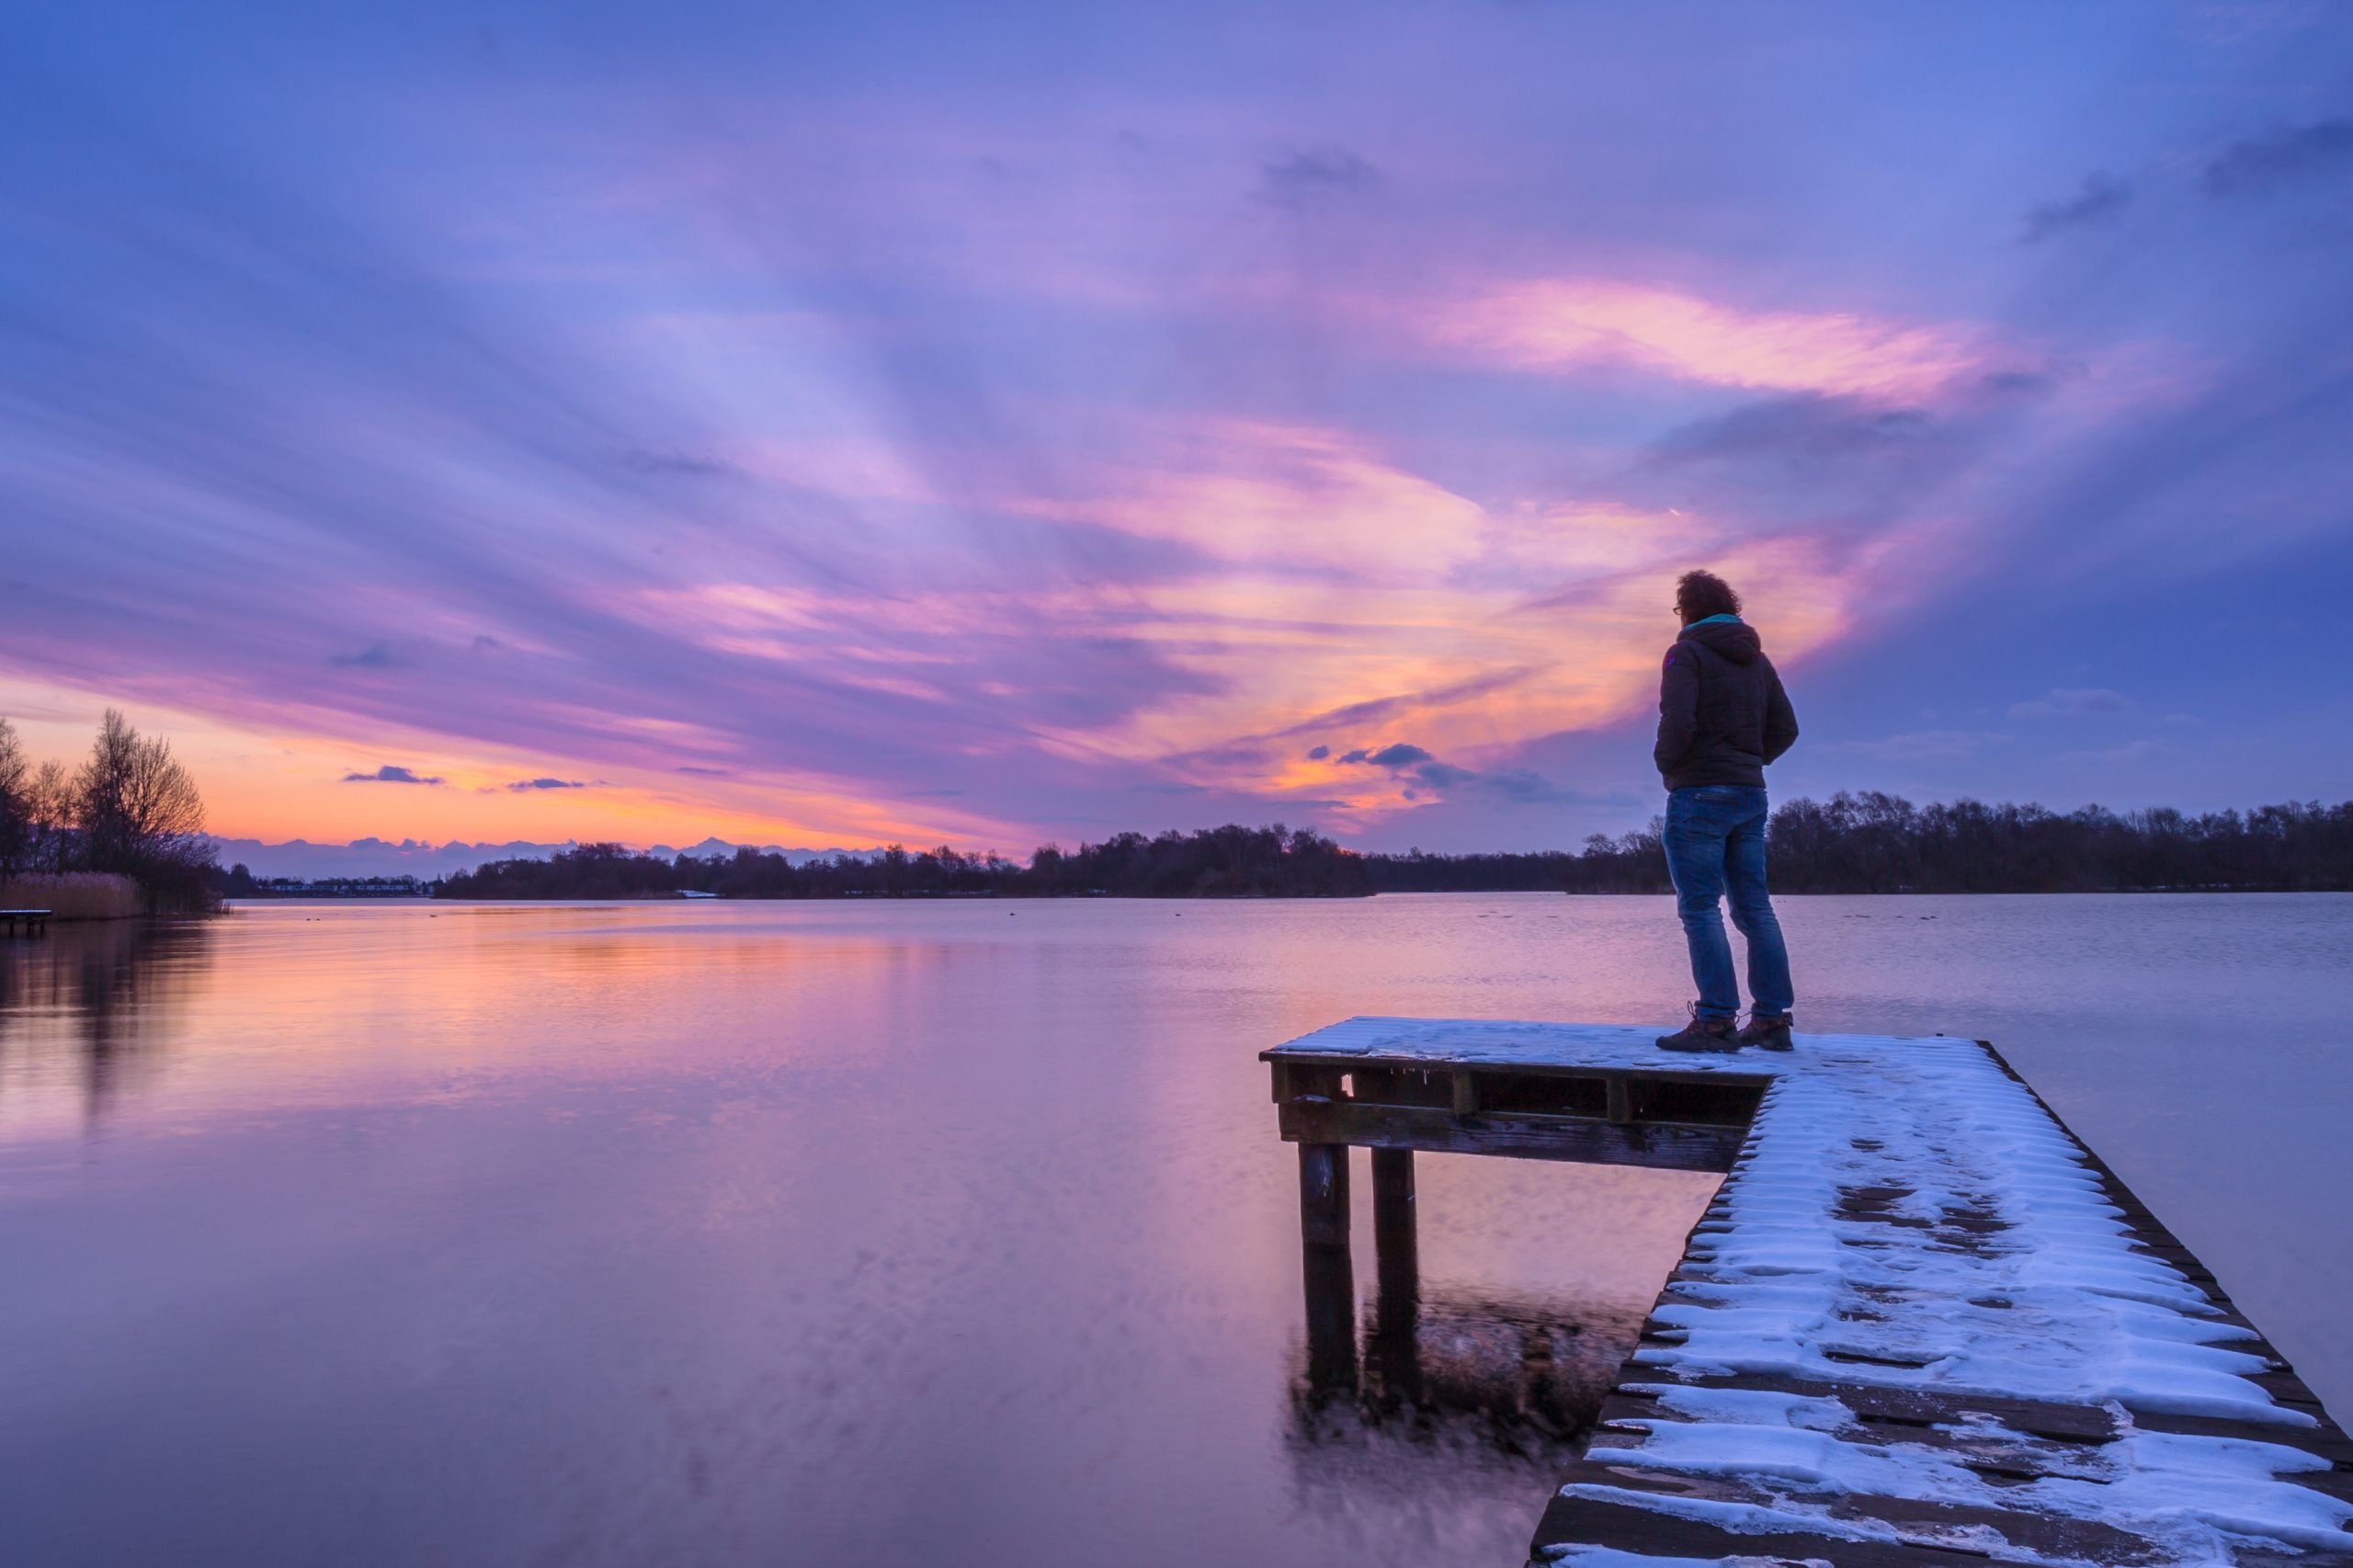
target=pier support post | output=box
[1369,1147,1420,1407]
[1300,1141,1352,1255]
[1370,1148,1415,1303]
[1299,1142,1356,1389]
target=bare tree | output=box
[74,710,210,878]
[0,717,27,880]
[26,760,74,873]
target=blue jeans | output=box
[1662,785,1793,1021]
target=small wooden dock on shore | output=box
[1263,1017,2353,1566]
[0,908,51,937]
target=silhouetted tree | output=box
[0,718,28,881]
[21,761,77,874]
[71,710,217,908]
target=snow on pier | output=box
[1262,1019,2353,1566]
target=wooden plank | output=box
[2132,1407,2353,1471]
[1538,1452,2165,1564]
[1264,1044,1773,1090]
[1601,1377,2121,1449]
[1594,1408,2116,1491]
[1278,1099,1747,1173]
[1531,1484,2022,1566]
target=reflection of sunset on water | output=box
[1,894,2347,1565]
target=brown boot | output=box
[1737,1013,1794,1051]
[1656,1010,1740,1052]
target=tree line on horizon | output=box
[436,824,1377,900]
[0,711,220,910]
[1377,792,2353,894]
[429,792,2353,901]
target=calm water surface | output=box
[2,894,2347,1566]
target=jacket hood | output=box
[1681,618,1763,665]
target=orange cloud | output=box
[1110,531,1858,815]
[974,430,1880,811]
[701,422,1890,819]
[0,674,966,851]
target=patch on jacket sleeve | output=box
[1663,648,1678,670]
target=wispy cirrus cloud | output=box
[2022,173,2132,242]
[1256,146,1381,210]
[2010,688,2128,720]
[1016,419,1485,576]
[1823,731,2006,767]
[1411,278,1987,399]
[2202,119,2353,195]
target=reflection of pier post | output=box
[1368,1147,1421,1407]
[1299,1142,1356,1390]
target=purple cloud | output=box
[343,766,443,785]
[1256,147,1381,210]
[2021,173,2131,242]
[2203,119,2353,195]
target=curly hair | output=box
[1676,569,1742,621]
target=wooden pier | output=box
[0,908,51,937]
[1264,1017,2353,1566]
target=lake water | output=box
[1,894,2347,1566]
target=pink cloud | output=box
[1415,278,1985,399]
[1017,419,1484,577]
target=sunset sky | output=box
[6,2,2352,856]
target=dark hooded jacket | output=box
[1654,618,1799,791]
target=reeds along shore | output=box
[0,872,142,920]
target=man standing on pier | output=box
[1651,570,1800,1053]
